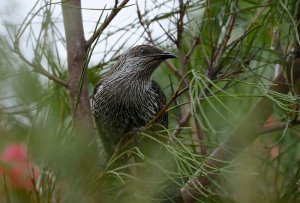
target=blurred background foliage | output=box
[0,0,300,202]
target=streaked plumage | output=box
[92,45,176,155]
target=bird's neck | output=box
[106,72,152,103]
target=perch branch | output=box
[181,73,290,203]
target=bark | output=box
[61,0,94,136]
[60,1,99,189]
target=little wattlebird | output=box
[92,45,176,157]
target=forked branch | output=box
[86,0,130,48]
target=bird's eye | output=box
[141,49,146,55]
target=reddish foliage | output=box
[270,145,280,159]
[0,144,40,191]
[263,116,278,128]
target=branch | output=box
[145,85,189,129]
[13,40,68,88]
[170,111,192,140]
[156,19,177,44]
[212,13,236,72]
[259,119,300,135]
[61,0,99,176]
[186,37,200,61]
[34,63,68,88]
[86,0,130,48]
[61,0,94,135]
[181,36,200,77]
[181,73,290,203]
[176,0,188,48]
[136,2,182,79]
[193,117,206,155]
[206,0,213,63]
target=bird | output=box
[91,45,176,156]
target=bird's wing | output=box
[92,80,103,107]
[151,80,168,128]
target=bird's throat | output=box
[106,73,152,104]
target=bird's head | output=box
[125,45,176,60]
[111,45,176,81]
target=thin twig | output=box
[206,0,213,65]
[145,85,189,129]
[181,36,200,76]
[34,63,68,87]
[258,119,300,134]
[213,13,236,71]
[176,0,188,48]
[193,117,206,155]
[10,1,68,88]
[174,0,206,154]
[136,2,182,79]
[13,40,68,88]
[86,0,130,48]
[165,60,183,79]
[186,37,200,60]
[198,35,210,67]
[169,74,182,119]
[181,73,290,203]
[30,166,41,203]
[156,20,177,44]
[170,111,192,140]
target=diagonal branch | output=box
[34,63,68,88]
[181,73,290,203]
[86,0,130,48]
[13,40,68,88]
[136,2,182,79]
[145,85,189,129]
[259,119,300,135]
[212,13,236,72]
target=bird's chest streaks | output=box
[91,45,174,156]
[92,82,161,132]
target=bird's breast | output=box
[92,82,159,127]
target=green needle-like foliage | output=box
[0,0,299,202]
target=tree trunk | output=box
[61,0,94,137]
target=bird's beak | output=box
[155,52,177,60]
